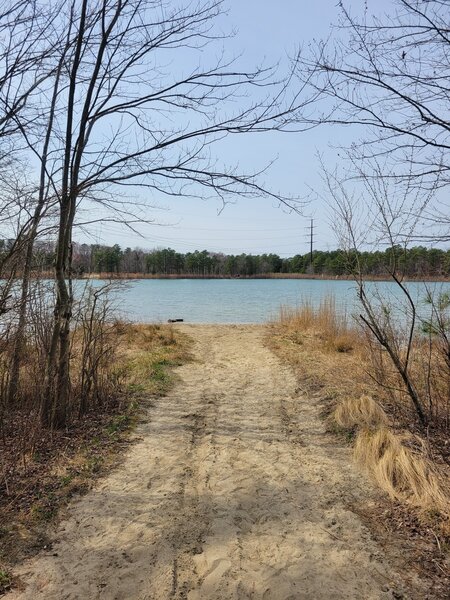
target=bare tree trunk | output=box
[43,1,87,428]
[43,202,75,428]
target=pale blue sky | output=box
[79,0,396,256]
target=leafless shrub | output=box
[0,280,123,497]
[73,283,123,418]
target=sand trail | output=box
[8,325,407,599]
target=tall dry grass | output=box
[279,296,358,353]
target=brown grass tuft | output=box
[334,395,388,430]
[333,395,449,519]
[355,427,450,522]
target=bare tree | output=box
[293,1,450,430]
[296,0,450,242]
[5,0,311,427]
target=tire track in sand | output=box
[8,325,412,600]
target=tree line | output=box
[5,240,447,278]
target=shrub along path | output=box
[8,325,421,599]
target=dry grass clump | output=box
[119,322,178,350]
[333,396,449,524]
[334,395,388,429]
[355,427,450,522]
[270,297,369,407]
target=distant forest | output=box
[4,240,448,278]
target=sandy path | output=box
[8,325,408,600]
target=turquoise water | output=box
[86,278,450,324]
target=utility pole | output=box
[307,218,315,274]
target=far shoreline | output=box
[66,272,450,283]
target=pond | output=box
[83,278,450,325]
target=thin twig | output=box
[432,559,446,575]
[431,529,442,553]
[318,525,344,542]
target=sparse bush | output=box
[333,334,354,353]
[0,283,124,499]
